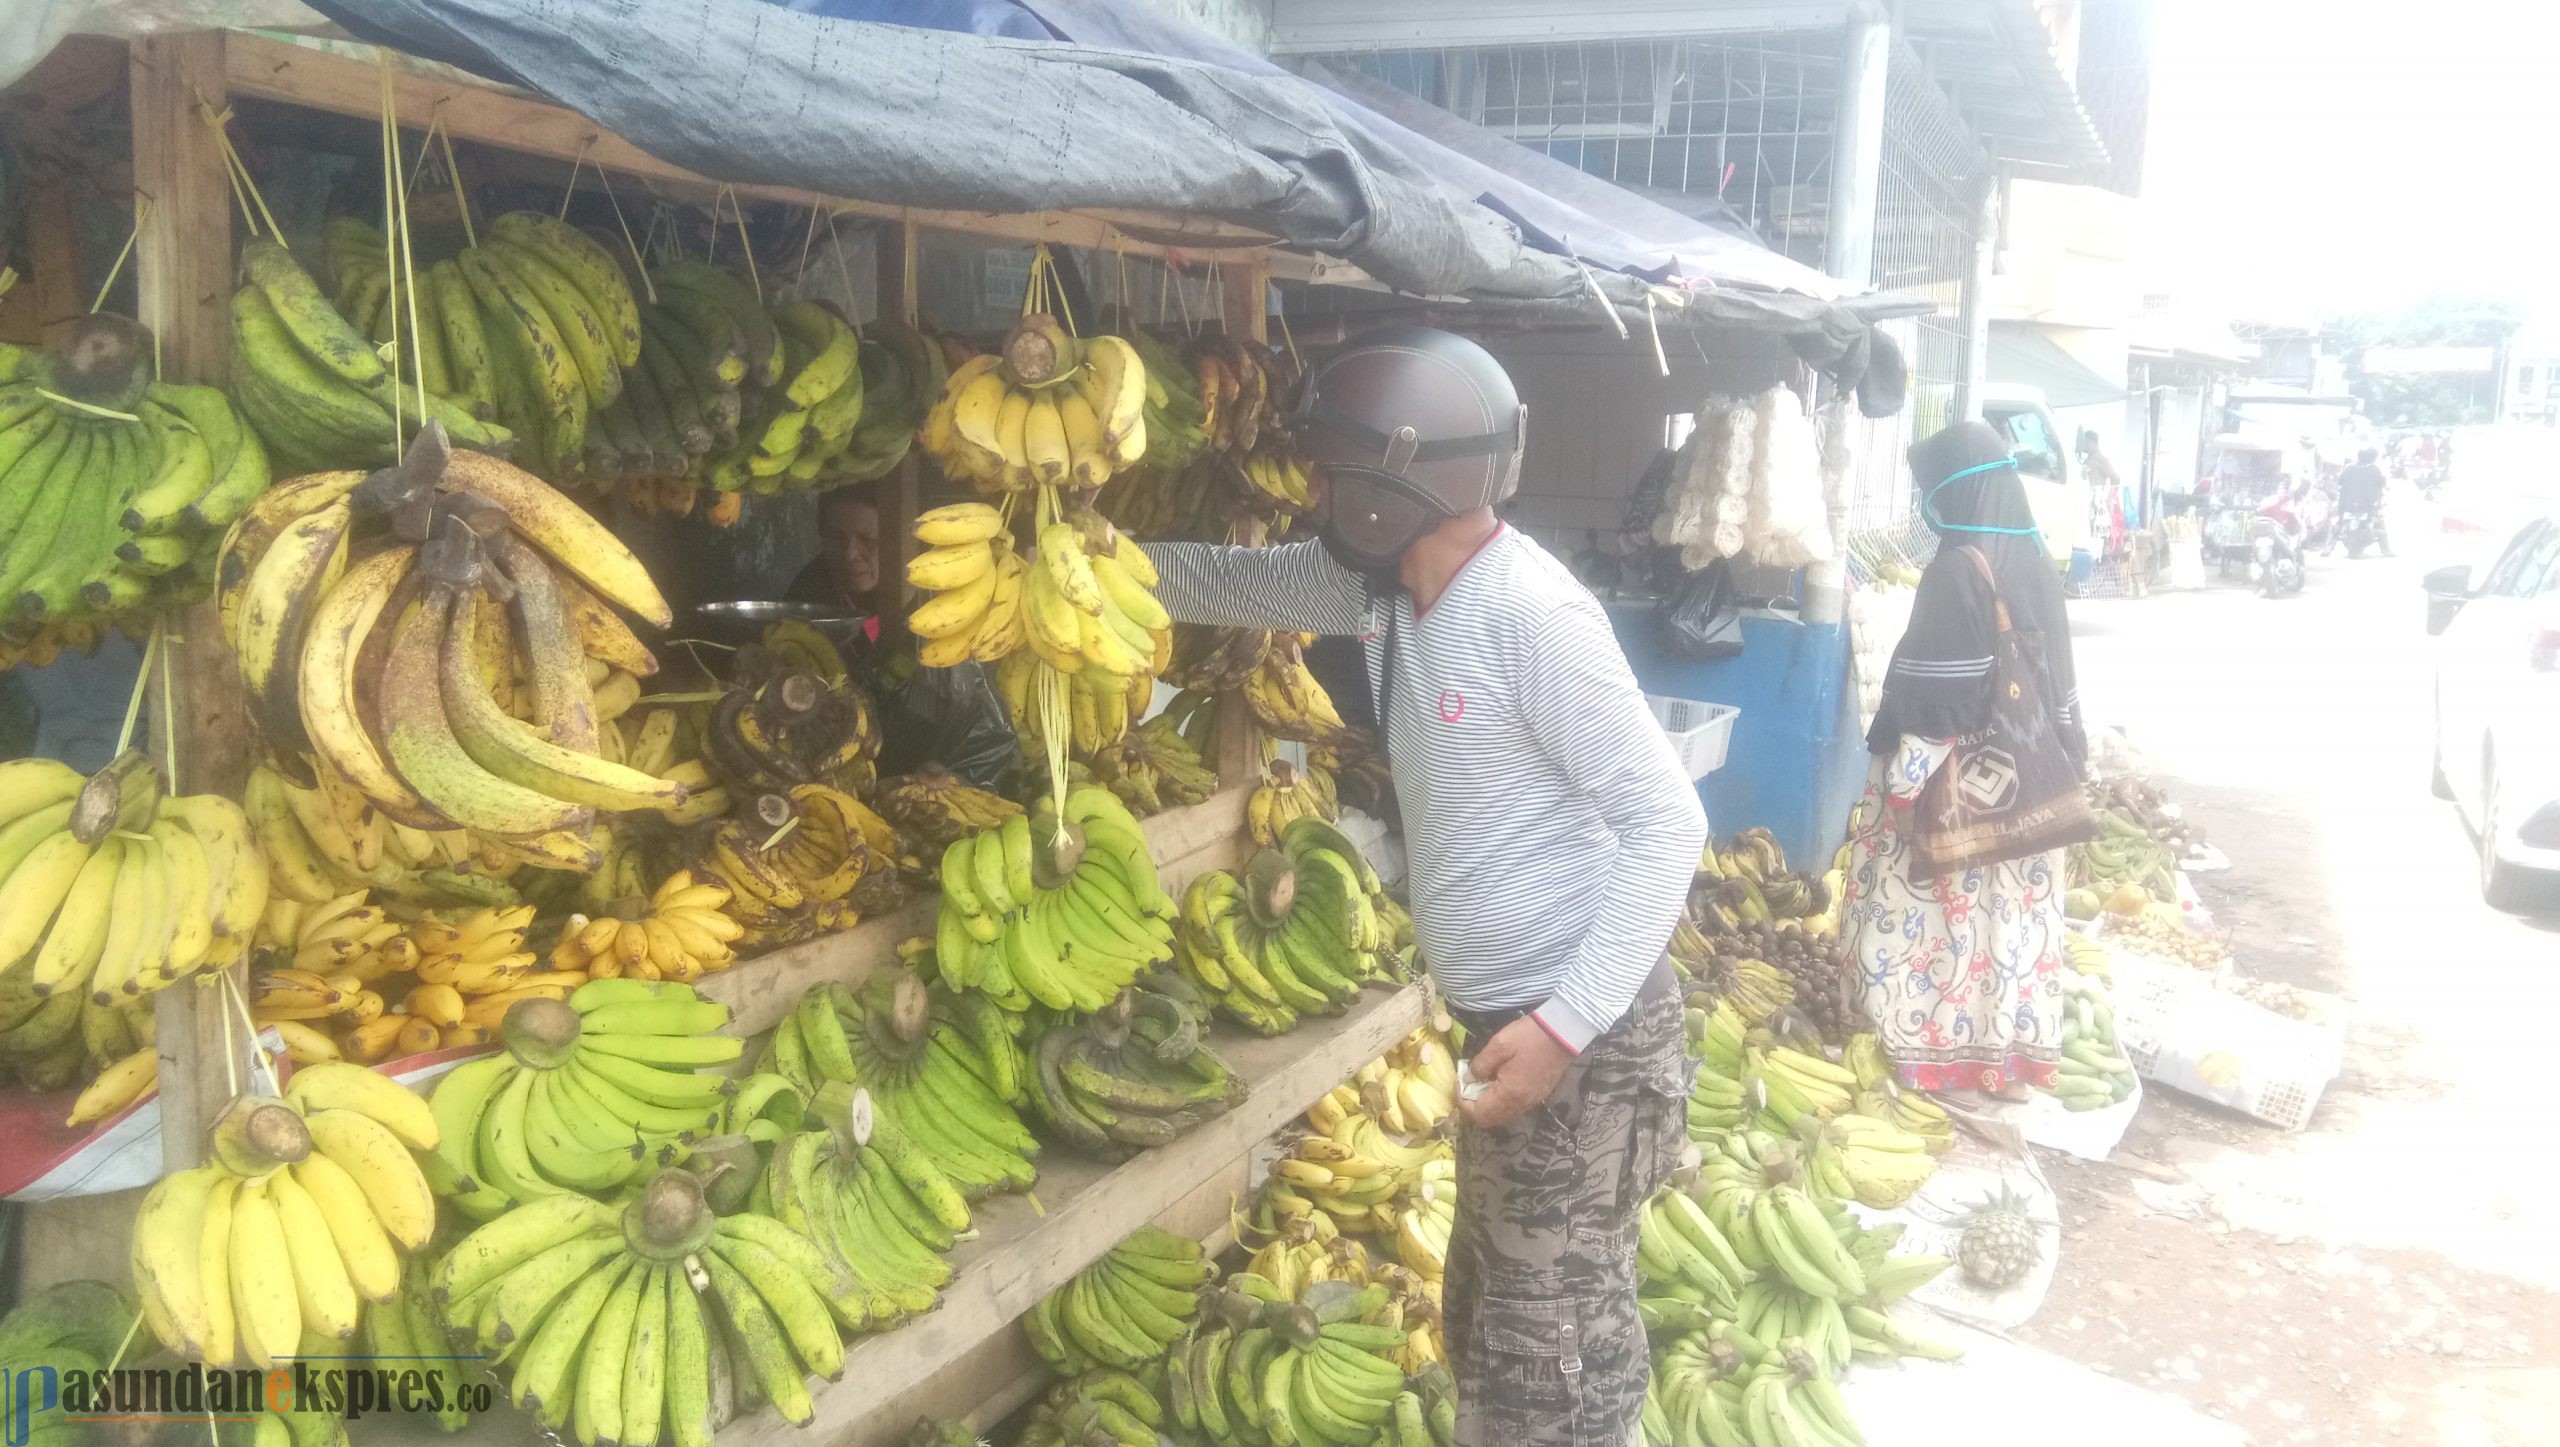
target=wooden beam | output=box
[216,33,1338,273]
[872,220,919,642]
[131,30,255,1173]
[1213,257,1272,792]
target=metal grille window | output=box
[1309,31,1988,544]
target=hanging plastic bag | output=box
[1658,558,1746,661]
[864,648,1020,789]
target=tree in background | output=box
[2332,296,2525,428]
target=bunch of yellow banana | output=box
[873,762,1022,851]
[1390,1185,1456,1285]
[1238,447,1315,512]
[1751,1034,1859,1129]
[697,782,895,948]
[0,326,265,633]
[1243,635,1349,745]
[1088,713,1220,817]
[1359,1027,1461,1137]
[233,235,508,472]
[604,704,731,827]
[905,503,1027,666]
[222,438,686,871]
[995,652,1154,765]
[1246,758,1337,848]
[1020,516,1169,690]
[550,869,744,983]
[918,318,1148,494]
[432,1168,844,1438]
[694,656,879,802]
[1806,1111,1940,1208]
[0,752,269,1005]
[243,760,519,919]
[1269,1089,1453,1235]
[1722,954,1796,1024]
[62,999,162,1128]
[129,1064,440,1366]
[1244,1219,1378,1299]
[1191,331,1300,456]
[607,476,743,525]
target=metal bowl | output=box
[686,600,869,649]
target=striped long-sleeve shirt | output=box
[1151,528,1707,1052]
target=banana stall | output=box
[0,5,1942,1446]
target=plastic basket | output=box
[1646,697,1737,779]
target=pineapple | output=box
[1955,1184,2048,1289]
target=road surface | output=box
[2010,532,2560,1443]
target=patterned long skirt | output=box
[1843,740,2068,1092]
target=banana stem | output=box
[436,120,477,248]
[114,615,163,759]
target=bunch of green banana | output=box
[358,1257,472,1432]
[2047,968,2138,1111]
[1088,711,1220,817]
[764,972,1041,1198]
[1027,984,1244,1159]
[433,1168,848,1440]
[1836,1032,1954,1152]
[1637,1181,1754,1321]
[1125,327,1210,473]
[929,786,1176,1013]
[917,318,1147,495]
[1643,1337,1876,1447]
[0,751,269,1005]
[0,325,268,632]
[1803,1111,1940,1208]
[233,236,509,470]
[1171,821,1397,1036]
[1023,1225,1211,1374]
[1121,1277,1448,1447]
[422,978,744,1219]
[750,1078,961,1334]
[0,1281,137,1445]
[219,433,678,859]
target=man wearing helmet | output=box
[1147,327,1707,1445]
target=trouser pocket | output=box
[1456,1293,1647,1447]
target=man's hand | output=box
[1458,1016,1575,1130]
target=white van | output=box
[1979,384,2092,570]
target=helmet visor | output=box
[1318,465,1445,559]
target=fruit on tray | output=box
[767,972,1041,1199]
[2101,904,2224,970]
[1026,987,1244,1159]
[929,786,1175,1012]
[0,751,269,1010]
[219,433,679,864]
[1170,821,1406,1036]
[422,978,743,1217]
[0,322,268,640]
[129,1066,439,1366]
[434,1168,848,1437]
[233,237,510,469]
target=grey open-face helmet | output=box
[1293,327,1526,569]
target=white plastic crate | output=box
[1646,697,1737,779]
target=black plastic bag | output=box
[1659,559,1745,661]
[864,648,1020,790]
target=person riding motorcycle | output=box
[2331,446,2392,556]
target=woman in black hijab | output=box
[1843,420,2086,1097]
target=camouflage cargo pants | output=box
[1444,964,1687,1447]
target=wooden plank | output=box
[716,982,1429,1447]
[132,30,253,1174]
[28,172,82,346]
[1211,257,1272,792]
[700,786,1252,1035]
[217,33,1328,270]
[872,220,918,643]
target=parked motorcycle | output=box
[2331,507,2383,559]
[2249,513,2306,597]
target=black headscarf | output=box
[1867,420,2086,762]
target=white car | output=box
[2428,511,2560,909]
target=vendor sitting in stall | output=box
[786,483,885,641]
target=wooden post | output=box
[28,173,83,347]
[1213,259,1271,790]
[131,30,258,1171]
[871,219,921,636]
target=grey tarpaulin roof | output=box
[289,0,1924,351]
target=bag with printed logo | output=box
[1910,550,2098,875]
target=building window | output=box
[2522,365,2539,394]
